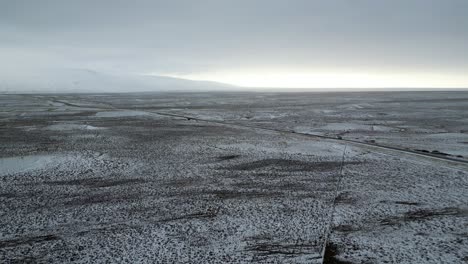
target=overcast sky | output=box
[1,0,468,88]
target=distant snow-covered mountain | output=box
[0,68,235,93]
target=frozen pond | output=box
[95,110,155,118]
[0,155,56,175]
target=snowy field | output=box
[0,92,467,263]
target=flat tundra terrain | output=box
[1,91,467,263]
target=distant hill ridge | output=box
[0,68,235,93]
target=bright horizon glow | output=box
[159,69,468,89]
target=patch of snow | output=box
[45,124,103,131]
[17,126,37,131]
[316,123,395,132]
[337,103,374,110]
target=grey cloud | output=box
[1,0,467,75]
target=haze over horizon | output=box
[1,0,468,90]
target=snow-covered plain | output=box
[0,92,467,263]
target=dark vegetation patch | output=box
[333,224,361,233]
[234,171,286,179]
[0,192,16,199]
[415,232,429,236]
[379,200,421,206]
[46,177,146,188]
[430,150,450,156]
[380,207,467,226]
[245,242,317,257]
[223,159,360,172]
[335,192,357,205]
[414,149,451,156]
[414,149,430,153]
[323,242,354,264]
[394,201,421,206]
[0,235,59,248]
[217,154,241,161]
